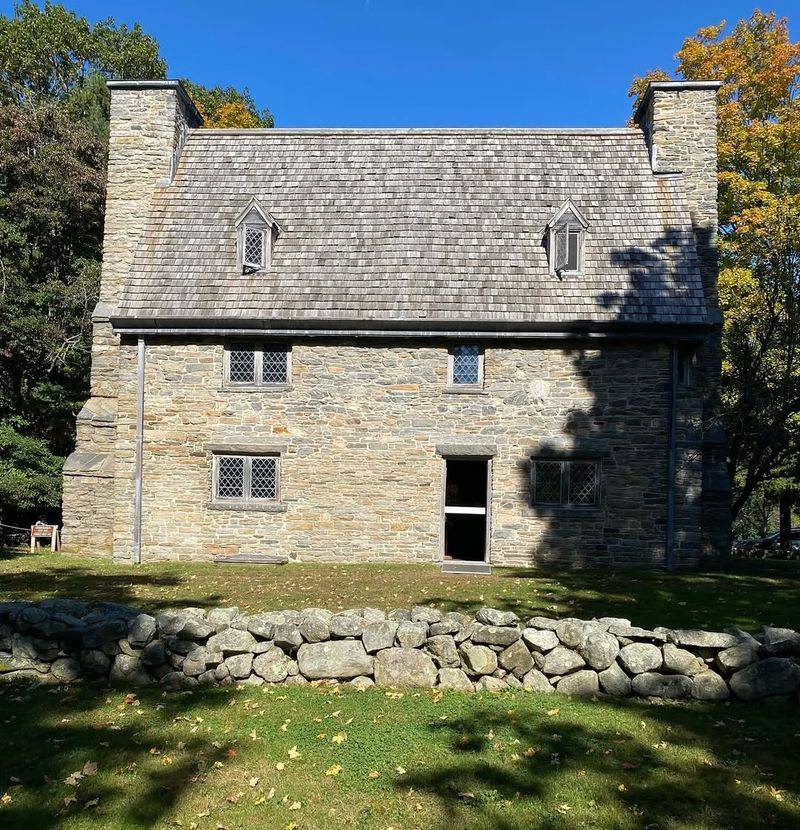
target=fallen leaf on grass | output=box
[82,761,98,777]
[325,765,342,776]
[331,733,347,744]
[288,801,301,810]
[288,746,301,760]
[248,777,259,788]
[368,771,381,779]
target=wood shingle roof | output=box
[116,128,708,332]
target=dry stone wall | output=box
[2,600,799,703]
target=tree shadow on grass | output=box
[0,679,232,829]
[401,695,800,830]
[0,559,226,611]
[430,562,800,630]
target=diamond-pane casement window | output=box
[450,345,482,386]
[216,456,245,500]
[533,461,562,505]
[531,459,599,507]
[225,344,290,387]
[243,226,265,270]
[228,348,257,384]
[213,454,279,503]
[250,456,278,500]
[262,347,289,384]
[568,462,597,505]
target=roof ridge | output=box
[189,127,640,138]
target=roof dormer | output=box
[546,199,588,277]
[235,198,285,273]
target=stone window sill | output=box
[207,501,288,513]
[443,386,488,396]
[525,504,600,518]
[221,383,293,393]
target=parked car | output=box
[735,527,800,557]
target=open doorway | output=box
[443,458,490,562]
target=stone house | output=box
[62,79,731,570]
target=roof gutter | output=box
[109,316,715,342]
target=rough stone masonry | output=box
[2,601,799,703]
[62,78,732,567]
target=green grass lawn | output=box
[1,681,798,830]
[1,549,799,631]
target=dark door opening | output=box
[443,458,489,562]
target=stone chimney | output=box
[634,80,722,308]
[635,80,731,563]
[62,81,202,556]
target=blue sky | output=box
[4,1,797,126]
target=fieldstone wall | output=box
[102,337,705,568]
[2,601,798,703]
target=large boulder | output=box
[362,621,398,654]
[425,635,460,668]
[555,618,593,649]
[498,640,534,678]
[374,647,437,687]
[715,644,759,674]
[181,616,214,640]
[557,670,599,697]
[522,668,554,693]
[578,630,619,671]
[522,628,559,653]
[475,608,519,627]
[224,653,254,680]
[730,658,800,700]
[691,671,730,701]
[459,643,498,676]
[273,624,303,653]
[437,667,474,691]
[298,609,332,643]
[330,614,366,639]
[526,616,560,631]
[669,630,738,650]
[471,624,520,647]
[662,643,706,676]
[297,641,373,680]
[207,607,240,631]
[619,643,662,675]
[109,654,150,686]
[762,627,800,656]
[51,657,82,683]
[80,649,111,676]
[128,614,157,647]
[410,606,442,624]
[598,661,631,696]
[542,646,585,677]
[252,646,294,683]
[206,628,257,655]
[396,621,428,649]
[475,676,508,692]
[631,672,692,699]
[246,614,277,640]
[608,623,667,643]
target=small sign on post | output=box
[31,524,59,552]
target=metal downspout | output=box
[132,337,146,564]
[665,345,678,571]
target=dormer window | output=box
[546,199,588,277]
[235,197,285,274]
[243,225,267,270]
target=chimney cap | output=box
[634,80,723,126]
[106,79,203,126]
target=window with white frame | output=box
[213,454,279,502]
[547,199,588,277]
[531,459,599,507]
[224,343,290,386]
[449,345,483,387]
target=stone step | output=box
[214,554,289,565]
[441,560,492,576]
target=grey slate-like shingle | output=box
[117,128,708,329]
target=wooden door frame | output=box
[438,455,492,564]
